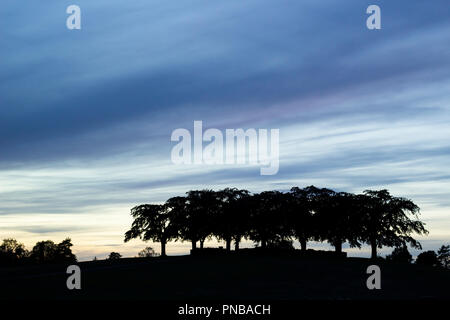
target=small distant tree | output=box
[386,245,412,263]
[108,252,122,260]
[416,251,439,267]
[437,245,450,268]
[138,247,159,258]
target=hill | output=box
[0,251,449,300]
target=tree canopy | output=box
[124,186,429,259]
[359,190,428,258]
[124,204,176,256]
[30,238,77,264]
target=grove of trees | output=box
[414,246,450,268]
[0,238,77,265]
[124,186,429,259]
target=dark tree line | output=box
[0,238,76,265]
[386,244,449,268]
[415,245,450,268]
[125,186,429,259]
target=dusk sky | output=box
[1,0,449,260]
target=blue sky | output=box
[1,0,449,260]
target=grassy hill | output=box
[1,251,449,300]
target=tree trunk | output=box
[261,239,267,249]
[371,240,377,259]
[335,241,342,254]
[300,238,307,251]
[226,238,231,251]
[234,240,240,251]
[200,239,204,249]
[161,240,166,257]
[191,241,197,250]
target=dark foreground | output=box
[0,252,449,301]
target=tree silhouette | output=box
[359,190,428,259]
[437,245,450,268]
[214,188,250,251]
[386,245,413,263]
[231,190,252,250]
[166,192,220,250]
[416,250,439,267]
[138,247,158,258]
[108,252,122,260]
[122,186,429,259]
[187,190,220,249]
[124,204,176,256]
[316,191,362,253]
[248,191,291,248]
[56,238,77,263]
[165,196,194,249]
[0,238,28,264]
[288,187,314,251]
[30,238,76,263]
[306,187,338,251]
[31,240,57,263]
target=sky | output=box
[1,0,449,260]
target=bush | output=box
[30,238,76,264]
[437,245,450,268]
[108,252,122,260]
[416,251,440,267]
[0,238,76,265]
[0,239,28,265]
[138,247,159,258]
[263,239,295,250]
[386,246,412,263]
